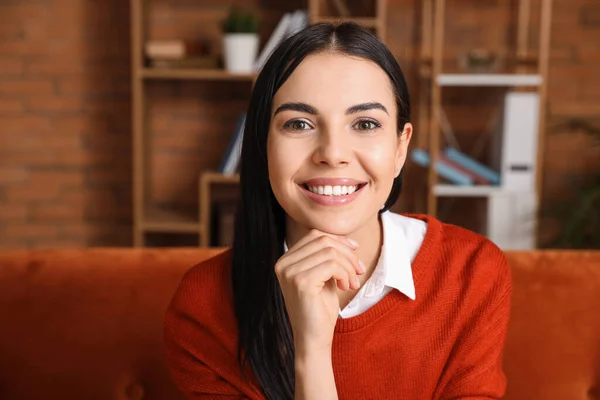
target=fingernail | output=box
[354,277,361,288]
[359,260,366,274]
[347,238,359,248]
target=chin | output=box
[305,218,359,236]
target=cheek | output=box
[267,135,298,192]
[360,139,398,178]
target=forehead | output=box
[273,52,396,111]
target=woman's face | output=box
[267,52,412,236]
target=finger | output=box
[281,246,360,290]
[295,260,356,293]
[280,234,364,276]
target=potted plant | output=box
[222,8,259,73]
[540,120,600,249]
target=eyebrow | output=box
[273,101,389,117]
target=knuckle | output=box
[282,268,294,282]
[317,235,333,245]
[309,229,323,238]
[324,246,337,256]
[292,274,306,288]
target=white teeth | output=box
[306,184,361,196]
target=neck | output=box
[285,212,384,278]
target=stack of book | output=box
[411,148,501,186]
[144,39,218,69]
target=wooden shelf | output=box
[312,17,379,28]
[201,171,240,185]
[139,68,257,81]
[142,207,201,233]
[433,184,504,197]
[436,74,542,87]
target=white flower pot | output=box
[223,33,259,74]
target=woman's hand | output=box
[275,229,365,355]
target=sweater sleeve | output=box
[163,257,257,400]
[437,249,513,400]
[164,309,250,399]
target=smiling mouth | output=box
[300,183,367,196]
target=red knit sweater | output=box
[164,214,512,399]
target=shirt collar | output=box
[379,211,416,300]
[281,211,417,301]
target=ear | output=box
[395,123,413,177]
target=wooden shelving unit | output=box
[418,0,553,246]
[199,172,240,247]
[308,0,387,41]
[143,207,200,233]
[130,0,255,246]
[130,0,388,247]
[139,68,257,81]
[436,74,542,87]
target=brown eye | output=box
[353,119,381,131]
[284,120,311,131]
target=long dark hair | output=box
[231,22,411,399]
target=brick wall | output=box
[0,1,132,248]
[0,0,598,249]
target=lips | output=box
[298,178,368,206]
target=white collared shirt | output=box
[283,211,427,318]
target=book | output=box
[499,92,539,191]
[254,10,309,72]
[145,40,186,59]
[439,154,490,185]
[411,149,474,185]
[443,147,501,185]
[218,114,246,175]
[148,56,219,69]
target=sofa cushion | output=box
[504,251,600,400]
[0,248,223,400]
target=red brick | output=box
[5,224,61,241]
[0,57,24,74]
[0,237,31,250]
[52,116,102,134]
[26,57,85,75]
[4,170,83,202]
[5,184,60,202]
[27,96,83,113]
[0,98,23,113]
[30,238,90,249]
[28,169,83,188]
[0,150,88,168]
[30,202,85,221]
[56,76,130,95]
[0,131,81,151]
[0,19,23,38]
[0,167,28,184]
[1,79,53,94]
[0,39,78,56]
[0,203,28,220]
[578,44,600,62]
[0,4,48,21]
[0,116,51,134]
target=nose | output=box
[311,127,352,167]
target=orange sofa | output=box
[0,248,598,399]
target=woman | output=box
[164,22,511,400]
